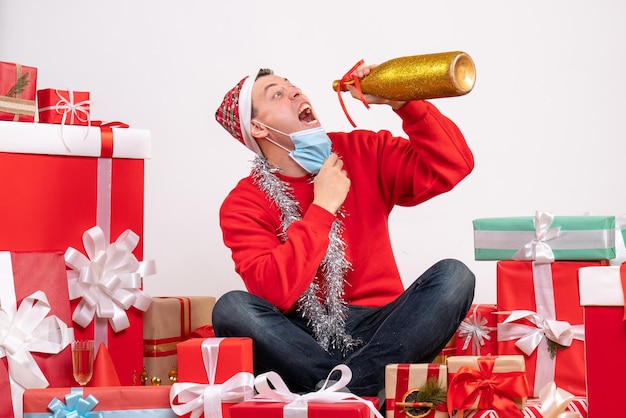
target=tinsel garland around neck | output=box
[251,156,359,353]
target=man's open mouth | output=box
[298,104,317,124]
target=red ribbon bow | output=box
[92,121,130,158]
[335,59,370,128]
[447,356,530,417]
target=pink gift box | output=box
[23,386,175,417]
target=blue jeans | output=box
[212,258,475,396]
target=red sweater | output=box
[219,100,474,312]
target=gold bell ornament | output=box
[333,51,476,126]
[168,366,178,384]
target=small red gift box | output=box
[143,296,216,385]
[0,61,37,122]
[495,260,603,397]
[0,251,74,418]
[456,304,498,356]
[579,263,626,418]
[447,355,530,417]
[37,88,91,126]
[23,386,175,417]
[176,337,253,384]
[0,120,151,386]
[385,363,447,418]
[171,337,254,418]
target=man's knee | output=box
[212,290,250,330]
[438,258,475,290]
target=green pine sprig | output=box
[5,72,30,97]
[547,339,568,359]
[415,376,447,406]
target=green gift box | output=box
[473,211,615,262]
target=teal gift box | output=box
[473,211,615,262]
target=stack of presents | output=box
[1,59,625,418]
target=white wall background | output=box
[1,1,624,304]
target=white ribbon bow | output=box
[253,364,384,418]
[458,307,496,355]
[170,372,255,418]
[170,338,255,418]
[65,226,155,332]
[512,211,561,263]
[496,310,584,356]
[0,290,73,389]
[538,381,579,418]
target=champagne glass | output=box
[71,340,94,386]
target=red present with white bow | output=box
[171,337,254,418]
[384,363,447,418]
[456,304,498,356]
[230,365,382,418]
[0,251,74,418]
[495,260,603,397]
[37,88,91,126]
[579,263,626,418]
[0,120,151,385]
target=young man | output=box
[213,62,475,397]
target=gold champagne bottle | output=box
[332,51,476,101]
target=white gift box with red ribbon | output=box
[0,119,151,385]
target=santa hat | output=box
[215,75,263,156]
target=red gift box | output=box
[230,398,380,418]
[579,263,626,418]
[456,304,498,356]
[495,260,603,397]
[171,337,254,418]
[0,120,151,386]
[384,363,447,418]
[23,386,175,416]
[0,61,37,122]
[447,355,530,417]
[37,88,91,126]
[0,251,74,418]
[176,337,253,384]
[231,365,380,418]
